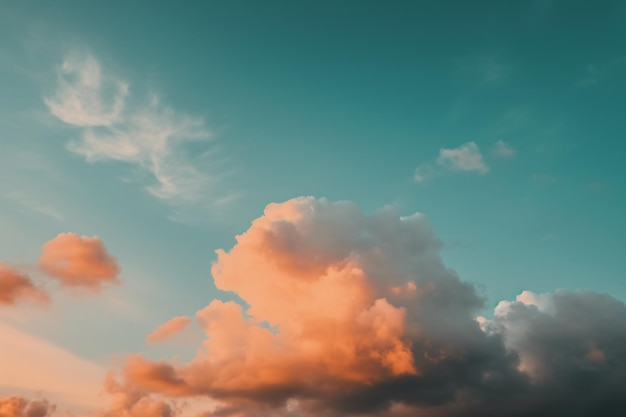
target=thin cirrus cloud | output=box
[145,316,191,344]
[44,52,228,212]
[0,262,49,306]
[38,232,120,291]
[98,197,626,417]
[414,141,489,183]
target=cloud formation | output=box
[45,53,128,127]
[0,396,56,417]
[436,142,489,174]
[146,316,191,344]
[45,53,226,209]
[0,262,49,306]
[93,373,176,417]
[39,232,120,291]
[100,197,626,417]
[414,142,489,183]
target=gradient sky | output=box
[1,1,626,417]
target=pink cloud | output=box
[0,395,56,417]
[146,316,192,344]
[38,233,120,291]
[0,262,49,306]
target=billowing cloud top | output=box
[0,262,49,306]
[107,198,499,415]
[101,197,626,417]
[4,198,626,417]
[38,233,120,291]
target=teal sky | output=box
[1,1,625,415]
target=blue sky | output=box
[1,1,626,416]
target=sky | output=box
[1,1,625,416]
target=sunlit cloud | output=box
[0,395,56,417]
[95,197,626,417]
[39,233,120,291]
[146,316,191,344]
[0,262,49,307]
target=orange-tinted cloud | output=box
[93,372,176,417]
[146,316,191,344]
[114,197,494,413]
[0,395,56,417]
[38,233,120,291]
[97,197,626,416]
[0,262,49,306]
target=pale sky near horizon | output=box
[1,1,626,417]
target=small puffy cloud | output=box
[146,316,191,344]
[0,262,49,306]
[491,140,515,158]
[93,372,178,417]
[414,142,490,183]
[437,142,489,174]
[0,396,56,417]
[38,233,120,291]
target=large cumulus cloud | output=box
[106,197,626,416]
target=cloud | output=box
[105,197,518,415]
[491,140,515,158]
[0,396,56,417]
[0,262,49,306]
[45,53,228,211]
[477,290,626,416]
[146,316,191,344]
[38,232,120,291]
[44,53,128,127]
[414,142,489,183]
[98,197,626,417]
[413,164,436,183]
[92,373,178,417]
[437,142,489,174]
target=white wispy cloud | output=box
[45,52,230,212]
[45,53,128,127]
[491,140,515,158]
[436,141,489,174]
